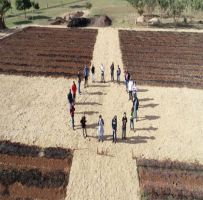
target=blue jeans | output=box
[112,129,117,143]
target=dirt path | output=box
[66,28,140,200]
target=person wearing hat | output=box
[112,115,117,143]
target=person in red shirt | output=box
[71,81,77,102]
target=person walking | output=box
[80,113,87,138]
[133,95,139,122]
[130,107,134,131]
[77,71,82,94]
[70,104,75,130]
[91,64,95,82]
[122,112,127,140]
[100,64,105,83]
[67,89,74,109]
[112,115,117,143]
[128,79,133,101]
[98,115,104,142]
[71,81,77,103]
[110,62,114,82]
[84,65,89,88]
[117,66,121,84]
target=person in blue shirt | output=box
[84,65,89,88]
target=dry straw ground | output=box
[0,28,203,200]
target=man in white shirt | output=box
[128,79,133,100]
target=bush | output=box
[86,2,92,9]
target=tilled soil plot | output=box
[137,158,203,200]
[119,30,203,89]
[0,27,98,77]
[0,140,73,200]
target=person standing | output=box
[71,81,77,103]
[133,95,139,122]
[84,65,89,88]
[70,104,75,130]
[125,71,131,92]
[80,113,87,138]
[98,115,104,142]
[100,64,105,83]
[77,71,82,94]
[91,64,95,82]
[110,62,114,82]
[132,81,138,101]
[117,66,121,84]
[128,79,133,101]
[130,107,134,131]
[67,89,74,109]
[122,112,127,140]
[112,115,117,143]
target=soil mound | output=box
[67,17,91,27]
[92,15,112,27]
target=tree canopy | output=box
[15,0,32,18]
[126,0,203,21]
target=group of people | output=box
[67,63,139,143]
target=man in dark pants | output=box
[110,62,114,81]
[70,104,75,130]
[112,115,117,143]
[77,71,82,94]
[80,113,87,138]
[67,89,73,109]
[91,64,95,82]
[122,112,127,140]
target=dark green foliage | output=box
[15,0,32,18]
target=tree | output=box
[16,0,32,18]
[126,0,145,16]
[31,1,39,10]
[0,0,11,29]
[144,0,157,14]
[190,0,203,11]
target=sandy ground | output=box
[0,28,203,199]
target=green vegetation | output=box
[0,0,11,29]
[2,0,203,28]
[127,0,203,22]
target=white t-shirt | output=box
[128,80,133,91]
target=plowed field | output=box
[137,158,203,200]
[119,30,203,89]
[0,140,73,200]
[0,27,98,77]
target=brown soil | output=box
[0,27,97,77]
[0,141,73,200]
[9,182,65,200]
[137,158,203,200]
[119,30,203,89]
[0,154,72,173]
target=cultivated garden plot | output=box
[0,140,73,200]
[137,158,203,200]
[119,30,203,89]
[0,27,98,77]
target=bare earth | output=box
[0,28,203,200]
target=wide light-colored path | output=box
[0,28,203,200]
